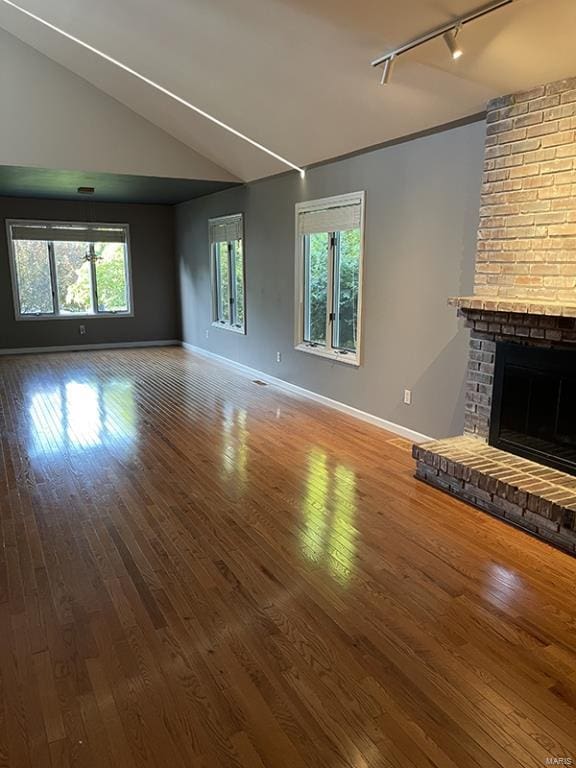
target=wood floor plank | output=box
[1,347,575,767]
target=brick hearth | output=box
[414,437,576,554]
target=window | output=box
[7,220,133,320]
[209,214,245,333]
[295,192,365,365]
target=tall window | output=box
[7,220,132,320]
[295,192,365,365]
[209,214,245,333]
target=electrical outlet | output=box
[205,329,209,339]
[403,389,412,405]
[276,352,282,363]
[79,325,86,336]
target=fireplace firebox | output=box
[489,343,576,476]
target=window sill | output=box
[211,321,246,335]
[295,343,360,367]
[15,312,134,322]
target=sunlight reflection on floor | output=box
[27,378,137,456]
[301,448,357,584]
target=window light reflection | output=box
[28,379,136,456]
[301,448,357,584]
[302,449,330,563]
[65,382,100,447]
[486,562,523,606]
[221,403,249,484]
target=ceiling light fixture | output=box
[443,25,463,60]
[0,0,306,178]
[380,55,395,86]
[372,0,513,85]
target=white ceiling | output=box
[1,0,575,182]
[0,28,237,183]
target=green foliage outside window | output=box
[306,232,328,345]
[234,240,244,328]
[306,228,360,351]
[213,239,244,329]
[13,240,53,314]
[67,243,128,312]
[14,239,128,315]
[334,229,360,351]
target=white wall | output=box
[176,119,486,440]
[0,28,235,182]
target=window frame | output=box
[6,219,134,321]
[209,214,246,335]
[294,192,365,367]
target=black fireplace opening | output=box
[489,343,576,476]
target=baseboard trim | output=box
[181,342,432,444]
[0,339,180,356]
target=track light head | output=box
[443,26,463,60]
[380,55,395,85]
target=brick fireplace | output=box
[414,76,576,555]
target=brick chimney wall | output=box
[416,77,576,556]
[477,77,576,303]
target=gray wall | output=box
[0,196,179,349]
[176,119,486,439]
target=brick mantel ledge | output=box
[448,296,576,318]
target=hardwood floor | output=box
[0,347,575,768]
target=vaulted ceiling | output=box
[1,0,575,183]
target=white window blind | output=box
[297,202,362,236]
[209,214,243,244]
[10,223,127,243]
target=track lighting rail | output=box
[371,0,513,74]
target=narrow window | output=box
[209,214,246,333]
[303,232,329,346]
[295,193,364,365]
[7,221,133,320]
